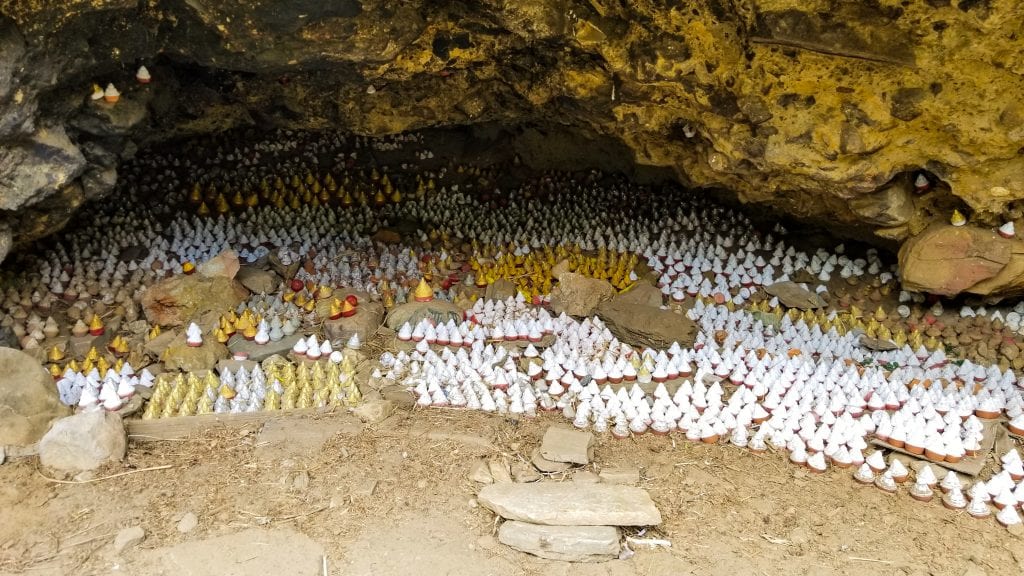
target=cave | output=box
[1,1,1023,573]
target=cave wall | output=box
[2,0,1024,259]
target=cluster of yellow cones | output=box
[469,245,638,299]
[188,170,434,216]
[141,357,360,419]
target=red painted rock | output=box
[899,223,1024,299]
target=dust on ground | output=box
[0,409,1020,576]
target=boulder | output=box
[324,301,385,344]
[0,347,71,446]
[38,411,126,471]
[352,398,395,424]
[596,301,696,349]
[236,266,280,294]
[899,223,1024,299]
[142,274,249,327]
[384,300,463,330]
[613,282,663,308]
[478,483,662,526]
[70,97,149,137]
[197,249,240,279]
[764,282,826,309]
[484,279,517,301]
[162,338,229,372]
[498,521,620,562]
[550,272,614,317]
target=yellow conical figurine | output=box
[49,364,62,378]
[951,209,967,227]
[413,278,434,302]
[47,345,65,363]
[88,314,105,336]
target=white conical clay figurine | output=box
[996,505,1022,528]
[999,221,1016,239]
[136,65,151,84]
[346,333,362,350]
[254,322,270,345]
[851,461,874,484]
[942,485,967,510]
[186,322,203,347]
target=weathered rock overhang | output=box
[2,0,1024,296]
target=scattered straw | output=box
[38,464,174,484]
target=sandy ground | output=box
[1,409,1021,576]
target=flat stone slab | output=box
[153,528,323,576]
[228,334,302,362]
[478,482,662,526]
[531,448,572,474]
[255,416,362,462]
[498,521,620,562]
[540,426,593,465]
[765,281,825,309]
[599,467,641,485]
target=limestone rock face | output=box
[899,224,1024,300]
[3,0,1024,292]
[0,347,71,446]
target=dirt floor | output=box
[0,409,1021,576]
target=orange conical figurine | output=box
[340,299,356,318]
[329,298,344,320]
[88,314,105,336]
[413,278,434,302]
[182,261,196,275]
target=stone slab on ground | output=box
[38,411,126,472]
[409,423,497,452]
[530,448,572,474]
[498,521,620,562]
[152,528,324,576]
[255,416,362,462]
[599,466,641,485]
[512,461,541,483]
[216,359,259,376]
[764,281,826,309]
[478,482,662,526]
[540,426,593,465]
[228,334,302,362]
